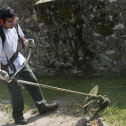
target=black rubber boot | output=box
[38,103,58,114]
[15,117,28,125]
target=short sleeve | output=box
[0,37,2,53]
[0,37,3,61]
[17,24,25,38]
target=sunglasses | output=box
[6,17,18,24]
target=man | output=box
[0,7,58,125]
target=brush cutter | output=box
[15,79,111,110]
[6,47,111,111]
[83,85,110,112]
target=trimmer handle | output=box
[7,48,31,83]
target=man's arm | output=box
[0,61,1,70]
[21,37,26,46]
[22,37,26,43]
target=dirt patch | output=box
[0,97,110,126]
[0,98,84,126]
[0,110,81,126]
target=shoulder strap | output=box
[14,23,21,39]
[14,23,25,49]
[0,24,5,48]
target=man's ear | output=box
[0,19,4,25]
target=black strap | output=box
[0,24,5,48]
[3,47,14,71]
[2,48,18,72]
[15,23,25,49]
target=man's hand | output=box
[24,39,35,47]
[0,70,9,81]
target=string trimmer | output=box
[15,79,111,110]
[6,48,111,111]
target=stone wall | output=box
[0,0,126,76]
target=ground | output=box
[0,98,84,126]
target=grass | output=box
[0,75,126,125]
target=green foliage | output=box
[0,82,10,100]
[5,104,12,114]
[101,106,126,125]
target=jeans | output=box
[7,63,46,121]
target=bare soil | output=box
[0,98,84,126]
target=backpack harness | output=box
[0,23,24,73]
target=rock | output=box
[98,118,109,126]
[109,0,118,3]
[113,24,124,30]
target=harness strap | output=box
[0,24,5,48]
[1,48,18,73]
[14,23,25,49]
